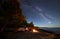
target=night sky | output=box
[20,0,60,27]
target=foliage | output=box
[0,0,28,32]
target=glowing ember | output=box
[32,29,39,33]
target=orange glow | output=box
[26,28,29,31]
[32,29,39,33]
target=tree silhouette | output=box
[27,22,34,27]
[0,0,27,32]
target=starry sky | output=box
[20,0,60,27]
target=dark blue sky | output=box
[20,0,60,27]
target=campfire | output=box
[17,27,39,33]
[32,28,39,33]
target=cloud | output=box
[34,6,52,24]
[45,13,54,19]
[39,13,52,24]
[39,13,48,21]
[35,6,42,11]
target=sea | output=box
[40,27,60,34]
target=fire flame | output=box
[32,29,39,33]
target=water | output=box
[40,28,60,34]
